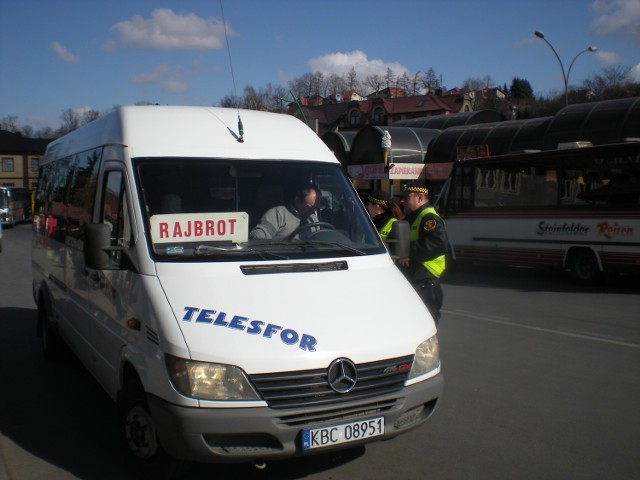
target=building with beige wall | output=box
[0,130,51,190]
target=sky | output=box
[1,0,639,132]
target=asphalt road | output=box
[1,223,639,480]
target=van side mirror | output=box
[385,220,410,260]
[84,223,124,270]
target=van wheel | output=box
[569,249,601,285]
[118,380,191,480]
[39,297,63,361]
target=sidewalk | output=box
[0,432,10,480]
[0,431,78,480]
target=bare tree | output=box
[410,71,423,96]
[346,67,359,91]
[365,74,385,94]
[421,68,440,92]
[59,109,80,135]
[243,86,260,110]
[582,65,633,99]
[289,72,325,98]
[326,74,347,97]
[261,83,289,112]
[81,109,101,125]
[219,93,243,108]
[288,74,309,97]
[384,68,395,89]
[397,72,410,95]
[36,126,56,139]
[1,115,20,133]
[311,71,326,97]
[461,76,494,91]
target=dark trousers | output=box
[413,277,443,325]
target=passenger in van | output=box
[365,189,404,240]
[397,181,448,324]
[249,183,321,240]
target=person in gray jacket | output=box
[250,184,321,240]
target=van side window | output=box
[66,149,102,239]
[34,148,102,241]
[101,171,130,263]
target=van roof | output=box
[44,105,336,164]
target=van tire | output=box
[568,249,601,285]
[39,296,63,361]
[118,380,191,480]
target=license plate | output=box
[302,417,385,450]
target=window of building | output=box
[349,110,361,126]
[2,158,14,172]
[31,158,41,172]
[373,107,385,124]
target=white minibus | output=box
[32,106,442,478]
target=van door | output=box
[88,169,134,396]
[63,151,101,366]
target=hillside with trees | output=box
[3,64,640,139]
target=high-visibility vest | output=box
[410,207,446,278]
[379,217,397,240]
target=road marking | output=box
[444,309,640,350]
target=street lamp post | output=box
[534,30,597,106]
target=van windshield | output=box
[134,158,385,261]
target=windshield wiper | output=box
[300,241,366,255]
[251,240,366,256]
[195,244,243,254]
[194,244,287,260]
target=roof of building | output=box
[0,130,52,155]
[302,93,468,131]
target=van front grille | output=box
[250,355,413,409]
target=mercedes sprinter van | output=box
[32,106,442,478]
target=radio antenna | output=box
[219,0,244,142]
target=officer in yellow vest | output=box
[365,190,404,240]
[398,181,447,324]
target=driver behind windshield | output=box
[249,183,321,240]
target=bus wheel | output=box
[569,249,601,285]
[118,379,191,480]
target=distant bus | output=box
[0,186,32,226]
[435,140,640,283]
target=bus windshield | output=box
[133,158,385,261]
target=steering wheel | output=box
[287,221,335,240]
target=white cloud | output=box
[131,65,172,84]
[109,8,233,51]
[591,0,640,44]
[50,41,79,63]
[308,50,409,79]
[628,64,640,82]
[595,49,621,66]
[130,65,191,95]
[162,80,190,94]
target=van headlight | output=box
[408,335,440,380]
[166,355,261,401]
